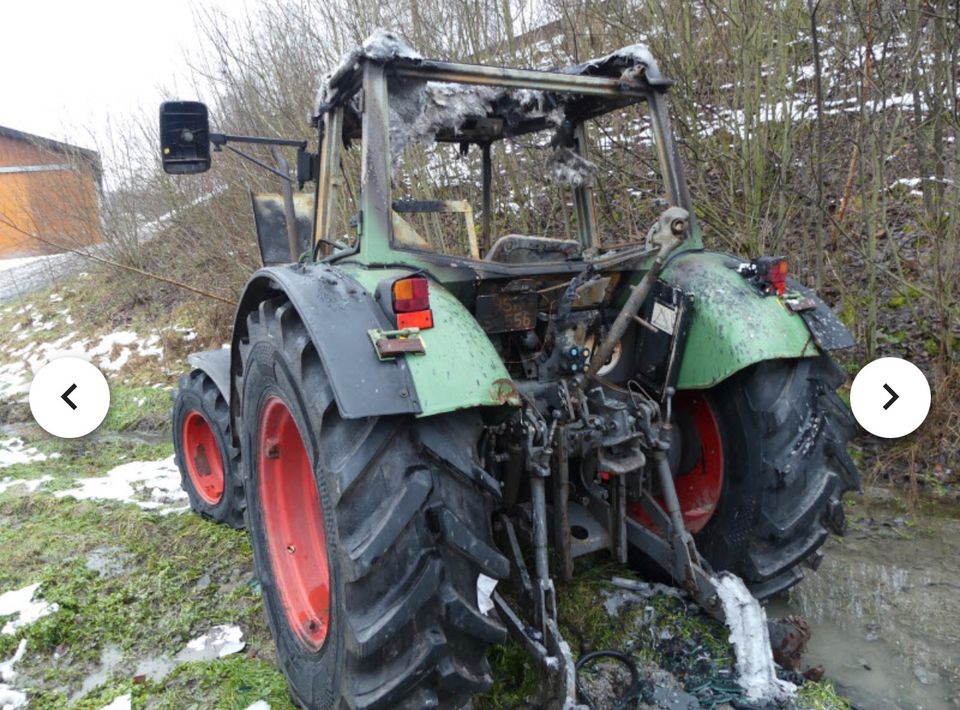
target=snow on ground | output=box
[54,456,188,513]
[715,573,796,702]
[0,584,59,636]
[0,315,185,402]
[97,693,131,710]
[0,363,30,401]
[0,439,57,469]
[1,328,166,380]
[0,476,53,497]
[0,639,28,709]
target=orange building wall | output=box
[0,134,102,258]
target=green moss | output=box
[797,679,851,709]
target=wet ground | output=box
[771,493,960,710]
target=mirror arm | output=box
[222,145,292,182]
[210,132,307,150]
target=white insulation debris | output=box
[314,30,658,185]
[715,573,796,702]
[388,81,500,154]
[315,28,422,112]
[476,574,498,615]
[181,624,246,660]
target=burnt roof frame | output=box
[320,53,672,138]
[316,51,699,266]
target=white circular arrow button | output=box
[850,357,930,439]
[29,357,111,438]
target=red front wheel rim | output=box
[258,396,331,651]
[629,391,724,534]
[182,411,226,506]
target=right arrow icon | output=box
[882,383,899,410]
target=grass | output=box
[101,383,172,432]
[0,421,290,708]
[797,680,851,710]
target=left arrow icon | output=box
[61,383,78,410]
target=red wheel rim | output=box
[181,411,226,505]
[628,391,724,534]
[257,396,331,651]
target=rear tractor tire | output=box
[240,297,508,710]
[631,354,860,599]
[172,370,245,528]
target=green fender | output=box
[661,251,822,389]
[341,266,520,417]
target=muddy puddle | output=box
[770,497,960,710]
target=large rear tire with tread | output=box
[687,355,860,599]
[630,355,860,599]
[172,370,245,528]
[239,296,508,710]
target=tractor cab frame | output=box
[310,38,701,273]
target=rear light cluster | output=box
[392,277,434,330]
[737,256,789,296]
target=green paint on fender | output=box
[343,267,520,417]
[662,252,819,389]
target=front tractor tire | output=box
[640,355,860,599]
[172,370,244,528]
[240,297,508,710]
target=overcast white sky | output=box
[0,0,241,152]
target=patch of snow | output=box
[0,363,29,401]
[97,693,131,710]
[0,476,53,496]
[0,328,166,382]
[715,573,796,702]
[0,584,59,636]
[55,456,188,512]
[0,684,27,709]
[0,640,26,683]
[0,641,26,708]
[174,326,197,342]
[243,702,271,710]
[0,439,51,469]
[546,147,598,188]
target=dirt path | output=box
[0,253,85,304]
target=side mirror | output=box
[160,101,211,174]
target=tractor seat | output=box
[484,235,582,264]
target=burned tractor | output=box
[164,32,858,709]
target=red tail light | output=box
[738,256,789,296]
[392,277,433,329]
[766,259,788,296]
[392,277,430,312]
